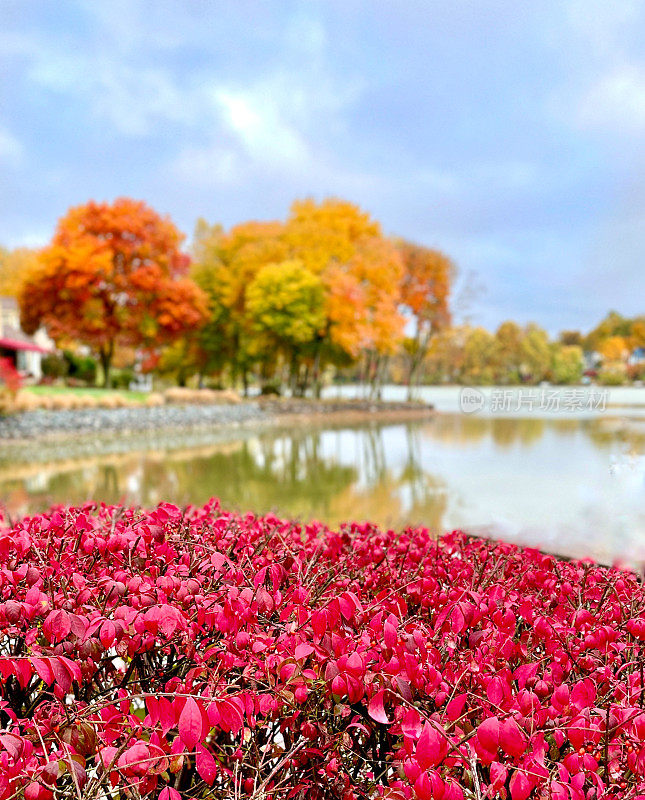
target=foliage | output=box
[551,345,584,385]
[192,199,406,396]
[40,355,69,381]
[598,337,628,364]
[63,351,97,386]
[0,247,40,298]
[461,328,497,385]
[191,219,287,392]
[0,357,21,395]
[2,503,645,797]
[19,199,208,387]
[247,260,325,349]
[396,241,454,397]
[597,367,627,386]
[493,322,524,384]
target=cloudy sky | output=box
[1,0,644,333]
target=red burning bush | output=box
[0,501,644,798]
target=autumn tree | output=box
[247,260,325,394]
[191,218,288,393]
[551,344,584,384]
[283,198,405,397]
[584,311,631,352]
[396,241,454,398]
[599,335,628,364]
[493,321,524,384]
[0,246,40,297]
[461,327,497,385]
[20,199,208,387]
[193,199,406,397]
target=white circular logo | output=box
[459,387,485,414]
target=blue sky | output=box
[1,0,644,334]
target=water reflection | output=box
[0,412,643,563]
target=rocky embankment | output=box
[0,398,433,441]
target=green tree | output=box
[191,218,288,393]
[520,324,551,382]
[461,327,497,385]
[551,344,584,384]
[493,321,524,384]
[246,260,325,395]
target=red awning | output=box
[0,337,52,354]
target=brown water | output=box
[1,388,644,564]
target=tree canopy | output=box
[20,198,208,386]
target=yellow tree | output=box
[0,247,40,297]
[283,198,405,396]
[493,321,524,384]
[191,218,288,392]
[396,241,454,398]
[599,335,628,364]
[246,260,325,394]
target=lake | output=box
[1,386,644,564]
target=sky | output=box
[1,0,644,334]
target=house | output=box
[0,297,54,381]
[628,347,645,366]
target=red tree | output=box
[20,199,208,386]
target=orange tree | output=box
[396,240,454,399]
[20,198,208,387]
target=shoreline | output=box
[0,397,434,448]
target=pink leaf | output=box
[368,689,390,724]
[178,697,203,749]
[159,789,181,800]
[196,744,218,784]
[294,642,314,660]
[401,707,422,738]
[416,722,448,769]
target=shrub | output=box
[598,367,627,386]
[40,354,68,380]
[63,351,97,386]
[111,368,136,390]
[1,503,645,797]
[163,387,241,405]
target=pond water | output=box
[1,386,644,564]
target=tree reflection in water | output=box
[0,421,447,530]
[0,414,642,559]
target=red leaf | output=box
[509,769,531,800]
[159,789,181,800]
[401,707,422,738]
[195,744,218,784]
[500,718,527,758]
[294,642,314,660]
[31,658,54,685]
[178,697,203,749]
[416,722,448,769]
[368,689,390,724]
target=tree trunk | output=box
[99,345,113,389]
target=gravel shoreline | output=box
[0,398,433,441]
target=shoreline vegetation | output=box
[0,395,434,442]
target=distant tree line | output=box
[1,198,642,393]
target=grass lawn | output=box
[24,385,150,403]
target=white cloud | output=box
[213,87,310,167]
[577,64,645,133]
[0,127,24,166]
